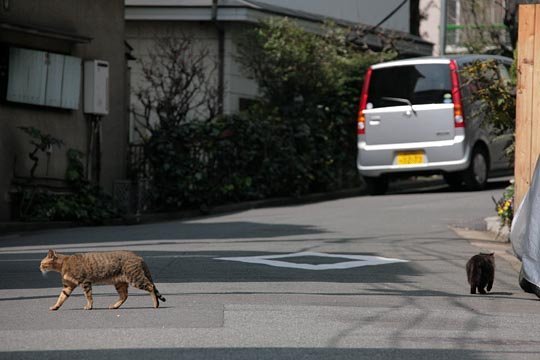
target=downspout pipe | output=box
[212,0,225,115]
[439,0,447,55]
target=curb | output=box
[452,215,519,273]
[485,216,510,239]
[0,176,504,237]
[452,226,520,272]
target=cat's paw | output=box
[49,306,59,311]
[83,305,93,310]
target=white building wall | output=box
[126,21,222,141]
[224,23,259,114]
[126,21,219,95]
[126,21,259,142]
[420,0,441,55]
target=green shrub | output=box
[16,149,118,224]
[460,58,516,159]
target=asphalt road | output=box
[1,179,539,359]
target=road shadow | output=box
[387,176,510,195]
[0,347,510,360]
[0,221,327,248]
[0,250,420,290]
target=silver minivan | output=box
[357,55,513,194]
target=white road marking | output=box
[215,251,408,270]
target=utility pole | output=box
[514,4,540,208]
[212,0,225,116]
[439,0,447,55]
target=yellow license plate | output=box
[396,151,425,165]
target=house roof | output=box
[125,0,433,56]
[127,0,338,23]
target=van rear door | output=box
[363,62,455,146]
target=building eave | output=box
[125,1,433,56]
[0,22,92,44]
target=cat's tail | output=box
[155,287,166,303]
[141,261,166,303]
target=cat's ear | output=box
[48,249,57,259]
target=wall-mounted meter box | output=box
[83,60,109,115]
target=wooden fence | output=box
[514,4,540,208]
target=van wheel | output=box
[363,176,388,195]
[463,148,489,191]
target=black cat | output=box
[466,253,495,294]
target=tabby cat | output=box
[466,252,495,295]
[40,249,166,310]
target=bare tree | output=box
[128,34,221,209]
[133,34,219,138]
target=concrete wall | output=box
[0,0,128,220]
[127,21,217,141]
[126,21,258,142]
[420,0,441,55]
[224,23,259,114]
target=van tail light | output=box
[449,60,465,128]
[357,67,372,135]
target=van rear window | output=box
[367,64,452,108]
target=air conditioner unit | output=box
[84,60,109,115]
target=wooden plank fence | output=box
[514,4,540,208]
